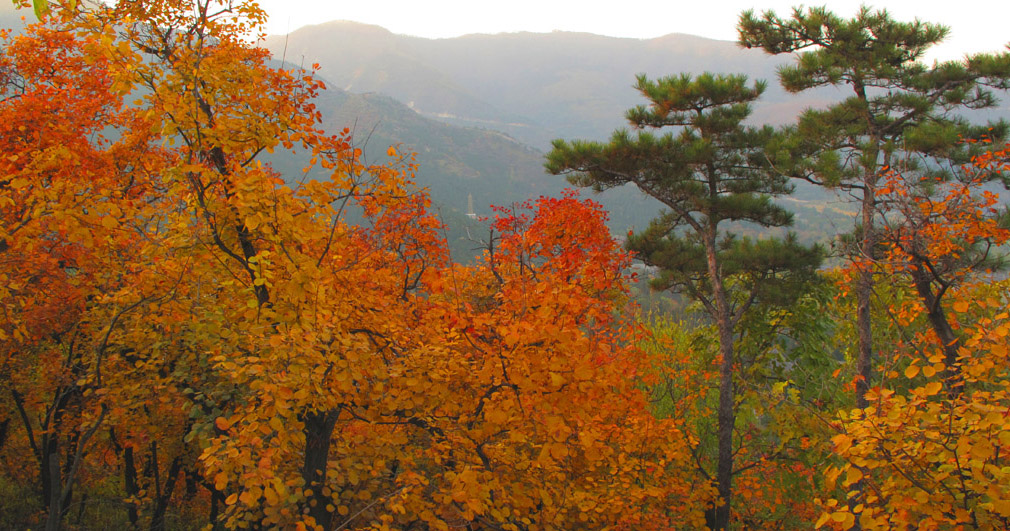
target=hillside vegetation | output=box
[4,2,1010,530]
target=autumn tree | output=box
[875,143,1010,398]
[75,1,452,528]
[546,73,821,530]
[817,144,1010,529]
[738,5,1010,412]
[643,296,839,529]
[1,1,717,529]
[2,0,447,528]
[348,191,709,530]
[0,12,172,528]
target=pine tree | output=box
[739,5,1010,411]
[546,72,821,530]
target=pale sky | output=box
[256,0,1009,63]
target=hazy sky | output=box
[256,1,1009,63]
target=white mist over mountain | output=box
[258,0,1009,64]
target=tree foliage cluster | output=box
[3,1,1010,531]
[0,1,704,529]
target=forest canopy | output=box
[2,1,1010,530]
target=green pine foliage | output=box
[547,71,822,531]
[738,5,1010,186]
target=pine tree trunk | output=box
[711,314,736,531]
[855,161,878,411]
[703,229,735,531]
[856,268,873,410]
[850,155,880,531]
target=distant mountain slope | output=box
[261,21,840,148]
[262,85,568,261]
[266,22,537,139]
[257,25,880,250]
[292,85,847,252]
[306,87,559,213]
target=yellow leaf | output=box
[953,300,970,313]
[485,408,507,424]
[215,471,229,491]
[264,486,279,506]
[844,466,863,486]
[269,416,283,432]
[904,364,920,379]
[923,381,943,396]
[239,490,256,506]
[999,430,1010,446]
[832,434,853,454]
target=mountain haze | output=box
[256,22,883,249]
[262,21,841,149]
[261,84,561,261]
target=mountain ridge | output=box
[259,20,824,148]
[255,21,914,248]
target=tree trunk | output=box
[703,229,735,531]
[0,418,9,451]
[849,147,881,531]
[40,437,58,519]
[910,266,963,398]
[302,410,338,530]
[855,184,876,410]
[124,446,139,527]
[45,453,62,531]
[206,483,226,530]
[150,453,182,531]
[709,315,736,531]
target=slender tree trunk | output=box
[856,183,876,410]
[711,314,736,531]
[150,450,182,531]
[45,453,62,531]
[0,418,9,451]
[302,410,338,530]
[75,493,88,525]
[850,144,881,531]
[910,266,963,398]
[205,482,226,530]
[702,229,735,531]
[40,436,58,518]
[124,446,139,527]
